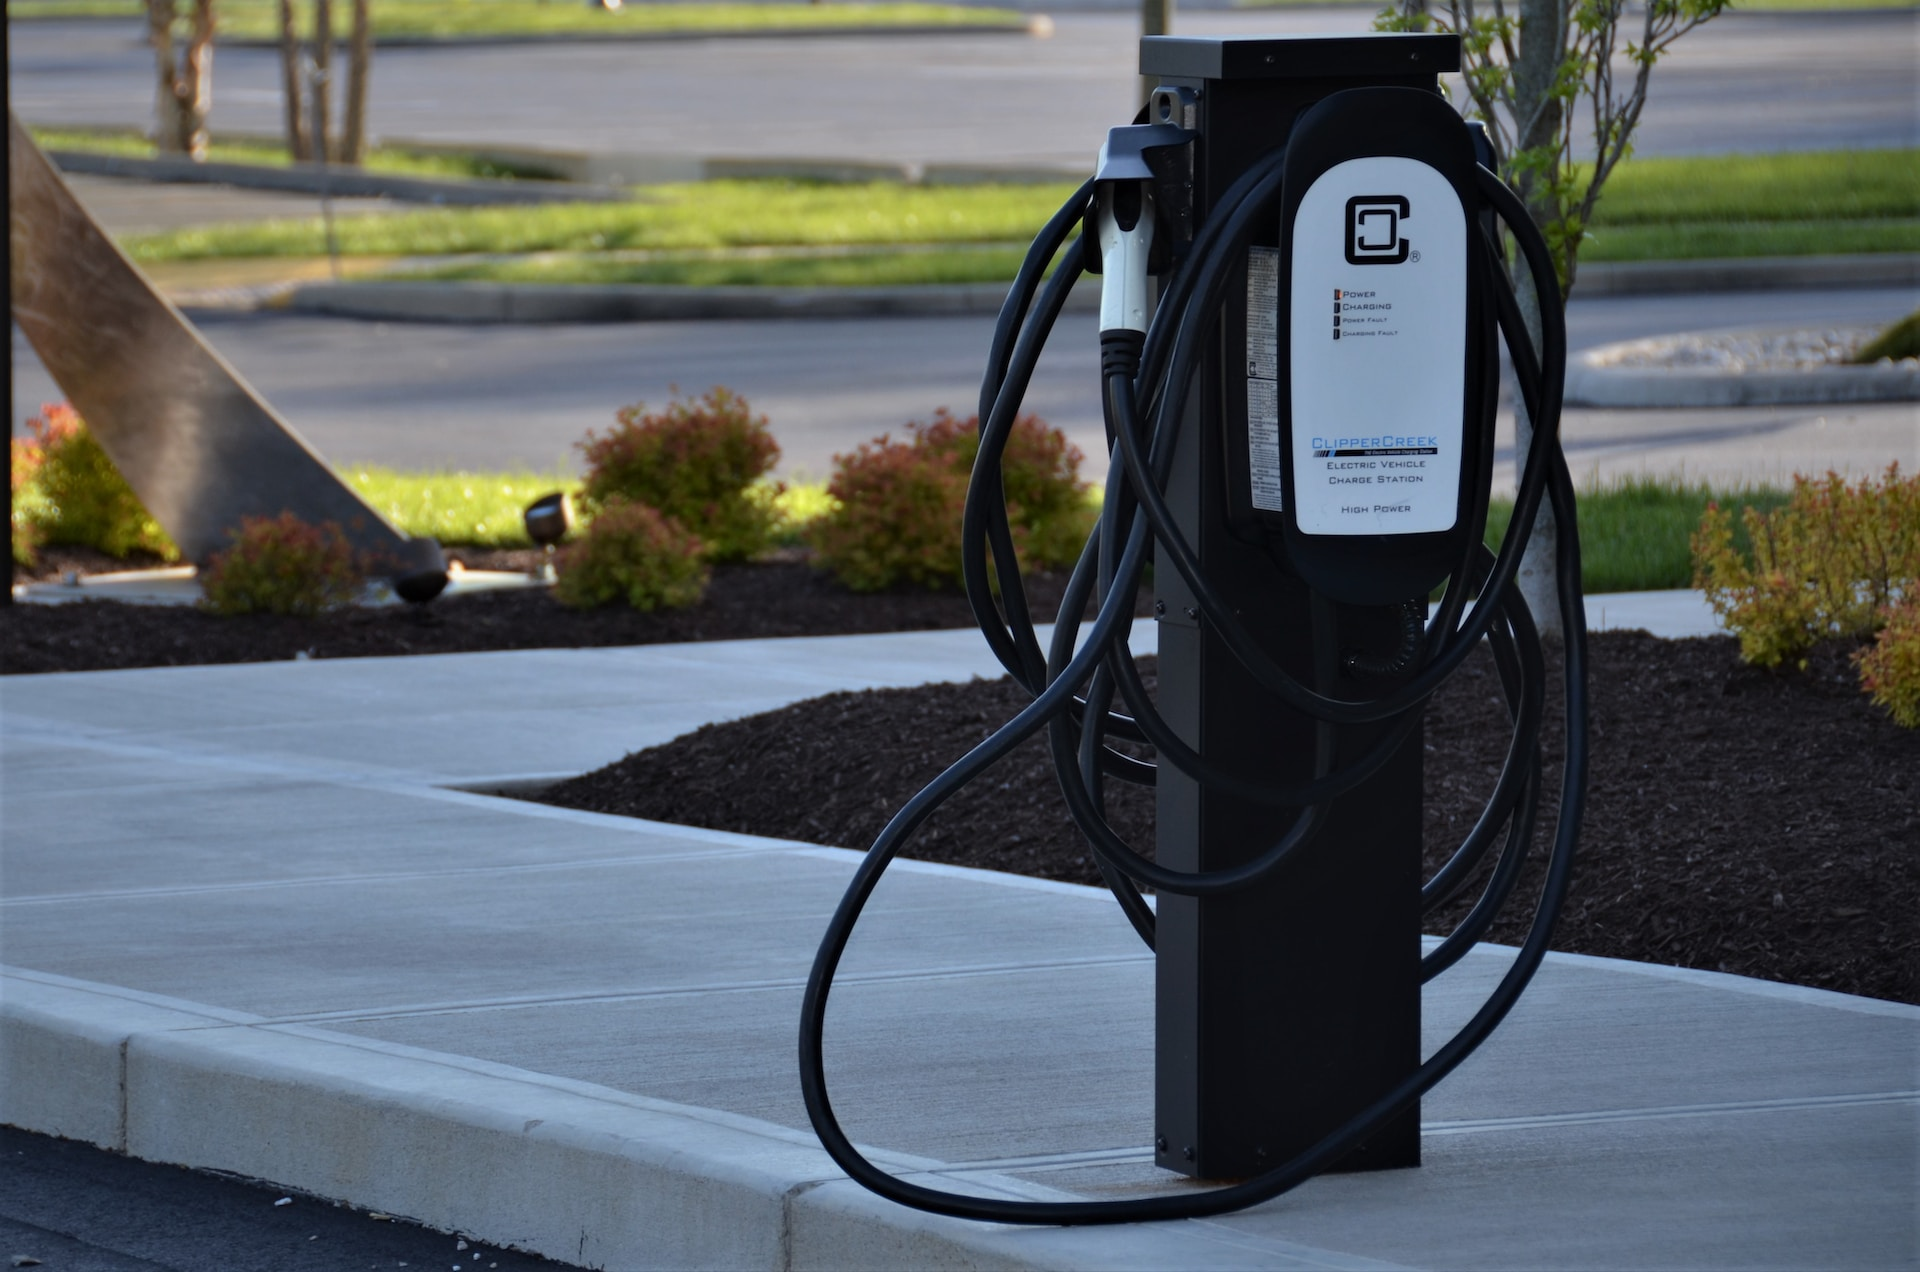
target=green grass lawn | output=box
[347,466,832,549]
[122,179,1074,260]
[348,461,1783,596]
[116,149,1917,287]
[8,0,1024,37]
[344,466,578,549]
[1486,477,1793,596]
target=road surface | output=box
[8,9,1915,168]
[13,286,1917,490]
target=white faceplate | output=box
[1287,156,1467,537]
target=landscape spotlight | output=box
[523,491,574,582]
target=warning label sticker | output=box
[1248,378,1284,512]
[1246,246,1283,511]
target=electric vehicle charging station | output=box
[801,30,1590,1224]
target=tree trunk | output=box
[183,0,215,159]
[342,0,372,165]
[1509,0,1567,641]
[278,0,311,161]
[1510,269,1561,642]
[146,0,181,151]
[312,0,335,162]
[146,0,216,160]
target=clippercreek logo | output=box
[1344,195,1410,265]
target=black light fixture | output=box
[523,491,574,582]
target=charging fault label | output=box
[1288,156,1466,536]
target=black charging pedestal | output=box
[1143,33,1460,1182]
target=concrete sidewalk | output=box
[2,604,1914,1269]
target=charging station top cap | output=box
[1140,33,1459,82]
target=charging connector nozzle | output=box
[1095,181,1156,336]
[1091,122,1188,338]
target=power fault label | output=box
[1287,156,1466,537]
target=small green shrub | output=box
[14,402,176,560]
[1692,464,1920,669]
[808,409,1093,592]
[1852,309,1920,364]
[553,496,709,611]
[577,387,781,562]
[1855,597,1920,728]
[199,513,362,617]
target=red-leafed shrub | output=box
[808,409,1093,592]
[577,387,781,562]
[1856,597,1920,728]
[199,513,361,617]
[553,496,709,611]
[11,402,175,563]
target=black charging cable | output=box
[797,140,1589,1225]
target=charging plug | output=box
[1089,121,1187,347]
[1096,181,1157,337]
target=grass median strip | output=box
[117,150,1917,287]
[122,180,1074,261]
[11,0,1025,37]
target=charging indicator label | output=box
[1246,246,1285,511]
[1288,157,1466,536]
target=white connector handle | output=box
[1097,184,1157,335]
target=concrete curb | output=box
[47,149,625,206]
[8,947,1910,1267]
[44,128,1091,193]
[1570,252,1920,296]
[273,255,1914,325]
[0,961,1388,1270]
[216,17,1045,49]
[1567,339,1920,408]
[281,276,1102,322]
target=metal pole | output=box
[306,57,342,282]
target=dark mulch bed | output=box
[2,551,1138,675]
[539,633,1919,1005]
[9,550,1915,1003]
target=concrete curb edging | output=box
[1569,253,1920,297]
[1566,343,1920,408]
[281,277,1101,322]
[216,17,1044,50]
[3,967,1373,1270]
[47,149,626,206]
[48,135,1090,195]
[266,255,1919,325]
